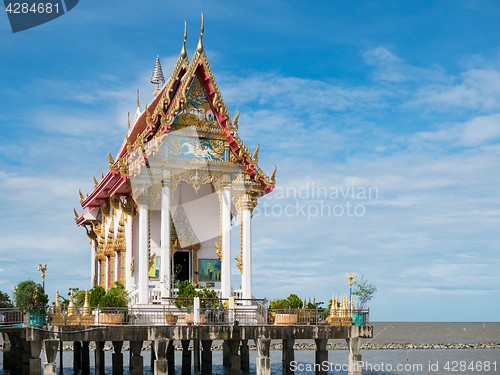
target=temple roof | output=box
[77,19,276,222]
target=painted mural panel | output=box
[199,259,221,281]
[149,256,160,279]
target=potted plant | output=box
[98,282,129,325]
[352,276,376,325]
[164,310,178,325]
[270,294,302,325]
[14,280,49,325]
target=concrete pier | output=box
[130,341,143,375]
[315,339,328,375]
[153,339,168,375]
[73,341,82,373]
[223,339,230,366]
[82,341,90,374]
[14,324,372,375]
[95,341,105,375]
[346,337,363,375]
[181,339,191,375]
[240,339,250,370]
[193,339,200,374]
[201,339,212,374]
[167,339,175,374]
[255,338,271,375]
[42,340,59,375]
[2,333,12,371]
[112,341,124,375]
[227,339,241,374]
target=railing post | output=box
[229,296,235,324]
[194,297,200,325]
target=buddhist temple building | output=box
[75,18,276,307]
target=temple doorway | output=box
[173,251,190,283]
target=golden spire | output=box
[196,12,204,54]
[55,288,61,308]
[83,289,90,316]
[68,288,76,317]
[181,20,188,59]
[127,112,130,129]
[136,89,140,108]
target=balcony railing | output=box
[0,304,369,327]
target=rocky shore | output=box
[2,342,498,352]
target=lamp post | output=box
[346,273,356,300]
[38,263,47,291]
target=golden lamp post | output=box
[346,273,356,300]
[38,263,47,291]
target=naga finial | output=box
[74,207,78,221]
[93,174,98,188]
[108,151,114,165]
[271,165,277,183]
[127,112,130,129]
[197,12,204,54]
[136,88,140,108]
[79,189,84,203]
[253,143,260,162]
[181,20,188,59]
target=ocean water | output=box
[1,322,499,374]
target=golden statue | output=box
[38,263,47,282]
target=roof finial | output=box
[197,12,204,54]
[150,56,165,96]
[127,112,130,129]
[181,21,187,59]
[136,88,140,108]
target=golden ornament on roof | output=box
[197,12,204,54]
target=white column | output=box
[138,203,149,304]
[242,195,252,302]
[160,184,171,299]
[91,240,96,288]
[105,256,110,290]
[125,214,133,289]
[221,176,232,299]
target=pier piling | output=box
[167,340,175,374]
[73,341,81,373]
[181,339,191,375]
[95,341,105,375]
[240,339,249,370]
[153,339,168,375]
[282,339,295,375]
[42,340,59,375]
[314,339,328,375]
[129,341,144,375]
[112,341,124,375]
[81,341,90,374]
[222,340,230,366]
[2,333,12,371]
[346,337,362,375]
[201,339,212,374]
[255,338,271,375]
[228,339,241,374]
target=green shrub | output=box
[14,280,49,315]
[99,282,128,309]
[269,298,289,309]
[89,286,106,307]
[0,290,13,308]
[286,294,303,309]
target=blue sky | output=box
[1,0,500,322]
